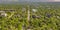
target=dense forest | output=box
[0,2,60,30]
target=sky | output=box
[0,0,60,3]
[55,0,60,2]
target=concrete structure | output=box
[0,11,7,17]
[32,9,37,12]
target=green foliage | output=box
[0,4,60,30]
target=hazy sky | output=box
[55,0,60,1]
[1,0,60,2]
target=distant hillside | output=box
[0,2,60,6]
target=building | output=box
[0,11,7,17]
